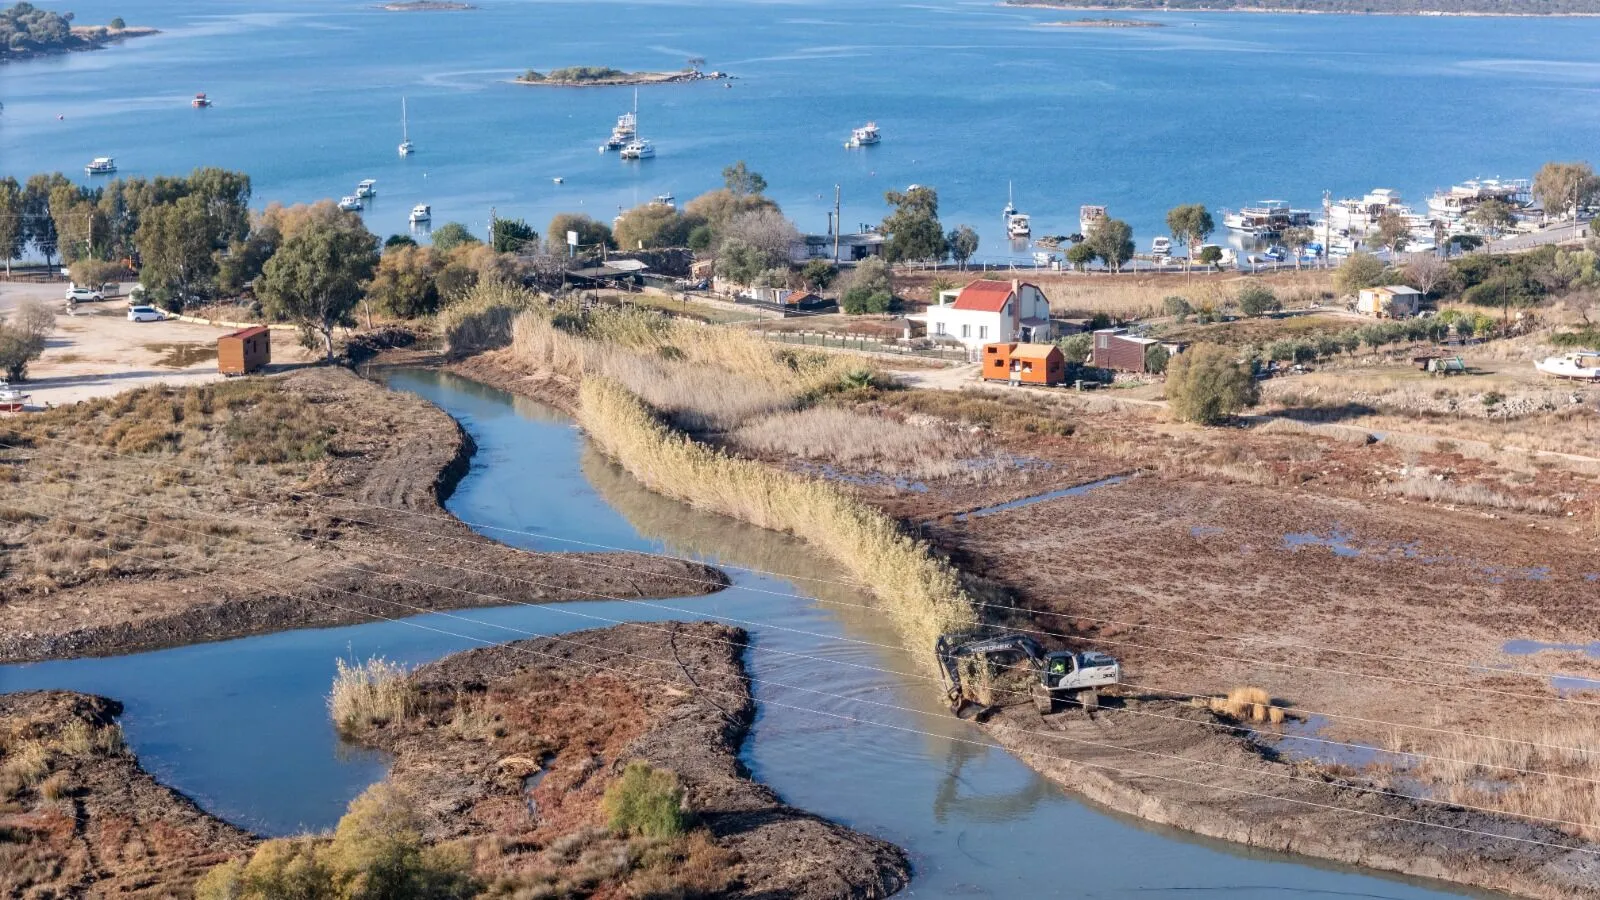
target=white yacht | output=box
[845,122,881,149]
[355,179,377,199]
[85,157,116,175]
[653,192,676,209]
[1079,204,1107,237]
[1326,188,1411,234]
[409,203,432,224]
[601,92,639,151]
[620,138,655,160]
[1535,350,1600,382]
[1427,178,1530,221]
[338,195,363,212]
[1003,182,1031,239]
[398,97,414,157]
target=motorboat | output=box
[338,195,363,212]
[1427,178,1531,221]
[552,177,564,184]
[653,192,676,208]
[1535,350,1600,381]
[1003,181,1030,239]
[601,92,638,152]
[85,157,116,175]
[409,203,432,224]
[845,121,881,149]
[398,96,414,157]
[355,179,377,198]
[1222,200,1314,236]
[620,138,654,160]
[1079,204,1106,237]
[1326,188,1411,234]
[191,93,212,108]
[0,382,29,413]
[1151,236,1172,256]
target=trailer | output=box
[217,326,270,376]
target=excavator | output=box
[935,632,1120,719]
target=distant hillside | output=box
[1005,0,1600,13]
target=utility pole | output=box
[833,184,841,266]
[489,206,497,251]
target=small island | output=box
[1041,16,1166,25]
[514,66,731,87]
[377,0,476,10]
[1,3,155,62]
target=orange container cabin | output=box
[217,326,270,376]
[982,342,1065,386]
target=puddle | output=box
[521,752,556,818]
[1281,525,1555,583]
[1189,525,1225,538]
[1256,714,1402,772]
[1282,528,1361,557]
[1502,640,1600,695]
[956,475,1127,521]
[146,342,218,368]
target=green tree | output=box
[384,234,417,249]
[947,225,979,270]
[490,217,537,254]
[1144,342,1171,375]
[1196,245,1223,269]
[1532,161,1600,221]
[1065,242,1095,271]
[880,186,946,264]
[1165,203,1214,270]
[721,160,767,197]
[0,176,23,276]
[22,173,71,267]
[429,222,478,254]
[839,256,894,314]
[1056,331,1092,364]
[136,195,221,310]
[0,299,54,381]
[215,224,281,297]
[1334,251,1389,296]
[1236,283,1280,317]
[682,189,776,236]
[687,225,714,251]
[1165,343,1259,425]
[613,202,691,250]
[547,213,612,251]
[1085,218,1134,272]
[261,215,380,359]
[1372,209,1409,256]
[1468,198,1515,242]
[715,238,767,286]
[801,258,838,289]
[1282,226,1315,269]
[108,16,124,28]
[185,167,253,245]
[367,245,441,318]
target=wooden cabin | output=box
[217,326,270,376]
[982,342,1065,386]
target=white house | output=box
[922,279,1052,354]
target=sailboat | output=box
[1004,181,1030,239]
[398,97,414,157]
[619,91,654,160]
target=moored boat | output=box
[192,93,212,108]
[338,195,363,212]
[0,383,29,413]
[1004,182,1030,239]
[398,97,415,157]
[85,157,116,175]
[845,122,881,149]
[409,203,432,224]
[355,179,377,198]
[1079,204,1106,237]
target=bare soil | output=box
[0,367,726,663]
[328,621,909,898]
[0,691,253,899]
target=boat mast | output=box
[402,97,409,142]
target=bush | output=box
[1334,252,1389,296]
[801,258,838,289]
[604,762,689,838]
[1161,295,1192,320]
[838,257,894,315]
[327,656,416,735]
[1165,343,1259,425]
[1235,283,1279,317]
[69,258,121,290]
[109,16,125,28]
[436,280,538,356]
[1144,342,1170,374]
[1056,332,1092,364]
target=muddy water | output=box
[1,369,1490,897]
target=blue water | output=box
[4,0,1600,261]
[0,368,1498,896]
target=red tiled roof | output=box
[951,280,1015,313]
[224,326,270,340]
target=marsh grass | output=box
[729,407,1021,482]
[1209,686,1283,724]
[328,656,418,735]
[1381,476,1565,515]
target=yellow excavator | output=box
[935,632,1120,719]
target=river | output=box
[3,0,1600,261]
[0,370,1501,897]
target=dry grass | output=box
[1407,722,1600,842]
[578,377,975,656]
[438,281,541,357]
[1208,686,1284,724]
[1381,476,1566,515]
[729,407,1022,482]
[328,656,418,735]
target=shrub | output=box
[1161,295,1192,320]
[1143,342,1170,374]
[1165,343,1259,425]
[1209,686,1281,723]
[604,762,688,838]
[328,656,417,734]
[1334,252,1389,296]
[437,280,538,356]
[109,16,125,28]
[1235,283,1280,317]
[1056,332,1092,364]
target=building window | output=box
[935,322,946,335]
[961,324,971,338]
[979,326,988,340]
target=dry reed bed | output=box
[728,407,1025,483]
[577,377,975,655]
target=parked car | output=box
[127,305,164,323]
[65,285,104,303]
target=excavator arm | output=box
[935,633,1048,718]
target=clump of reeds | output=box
[1381,476,1564,515]
[328,656,417,735]
[439,280,540,356]
[577,377,975,656]
[1209,686,1284,724]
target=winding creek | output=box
[0,370,1494,898]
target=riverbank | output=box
[0,367,725,663]
[445,336,1600,899]
[0,691,254,898]
[346,620,909,898]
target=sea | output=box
[4,0,1600,262]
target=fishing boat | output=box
[1325,188,1411,234]
[1426,178,1531,221]
[338,195,364,212]
[653,193,676,209]
[355,179,377,198]
[0,382,29,413]
[1003,182,1030,239]
[844,122,880,149]
[1079,204,1107,237]
[85,157,117,175]
[191,93,212,108]
[398,97,414,157]
[409,203,432,224]
[1535,350,1600,382]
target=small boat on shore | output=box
[355,179,377,198]
[1535,350,1600,381]
[409,203,432,224]
[85,157,116,175]
[845,122,880,149]
[0,383,29,413]
[192,93,212,108]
